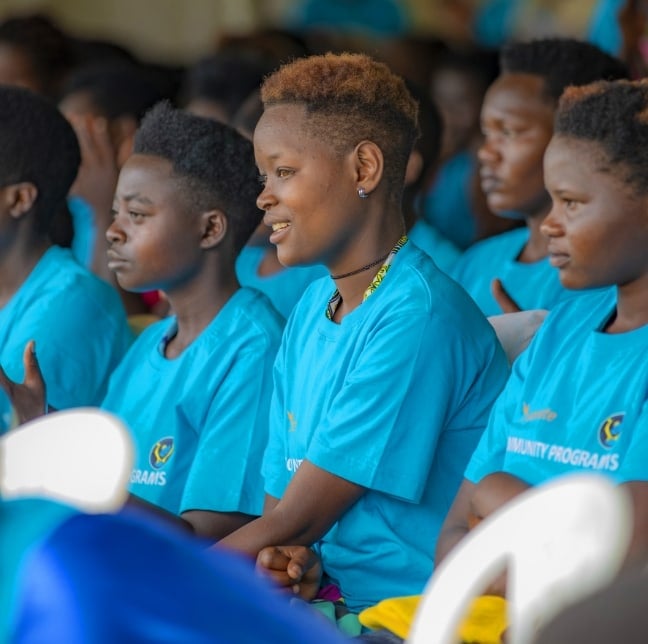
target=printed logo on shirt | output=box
[286,458,303,473]
[506,436,619,472]
[521,402,557,423]
[287,411,297,432]
[597,413,625,449]
[149,437,174,469]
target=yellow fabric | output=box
[359,594,507,643]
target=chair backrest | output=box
[408,473,633,644]
[1,408,133,513]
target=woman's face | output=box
[542,135,648,291]
[254,103,370,274]
[478,73,555,219]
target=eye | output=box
[129,210,146,221]
[276,167,294,179]
[110,207,119,219]
[258,174,267,186]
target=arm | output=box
[126,494,254,541]
[435,473,530,565]
[218,460,365,557]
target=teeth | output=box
[272,223,289,232]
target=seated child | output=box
[450,38,628,315]
[219,52,510,614]
[0,86,132,432]
[437,78,648,570]
[4,103,285,541]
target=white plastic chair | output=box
[408,473,633,644]
[1,408,133,513]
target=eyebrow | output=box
[118,193,154,205]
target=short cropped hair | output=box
[133,102,262,253]
[60,61,165,122]
[500,38,628,103]
[555,79,648,195]
[260,52,419,200]
[0,85,80,236]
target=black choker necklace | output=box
[330,253,390,280]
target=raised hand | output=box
[256,545,322,600]
[0,340,47,425]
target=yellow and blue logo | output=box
[149,437,174,469]
[598,413,624,449]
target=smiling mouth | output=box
[272,222,290,232]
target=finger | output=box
[256,546,291,572]
[491,278,522,313]
[22,340,45,391]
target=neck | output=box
[606,277,648,333]
[162,266,240,358]
[330,221,405,322]
[518,211,550,263]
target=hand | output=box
[67,114,119,219]
[491,278,522,314]
[256,545,322,601]
[0,341,47,425]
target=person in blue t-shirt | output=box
[219,52,509,615]
[0,86,132,434]
[450,38,628,316]
[3,102,285,541]
[437,78,648,576]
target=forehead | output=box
[482,73,555,123]
[253,103,338,160]
[544,136,623,189]
[116,154,179,200]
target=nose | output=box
[256,183,276,212]
[540,202,564,238]
[106,213,125,244]
[477,135,500,166]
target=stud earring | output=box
[358,187,369,199]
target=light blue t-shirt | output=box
[101,287,284,516]
[408,220,462,274]
[450,227,570,316]
[0,246,132,432]
[262,241,509,612]
[466,288,648,486]
[235,245,327,319]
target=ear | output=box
[111,116,138,168]
[200,209,227,249]
[3,182,38,219]
[353,140,384,195]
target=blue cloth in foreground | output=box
[2,498,348,643]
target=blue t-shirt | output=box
[1,498,347,644]
[101,287,284,516]
[450,227,570,316]
[262,241,509,612]
[466,288,648,486]
[421,149,477,250]
[0,246,132,432]
[235,245,327,319]
[408,220,462,274]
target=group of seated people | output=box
[0,12,646,642]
